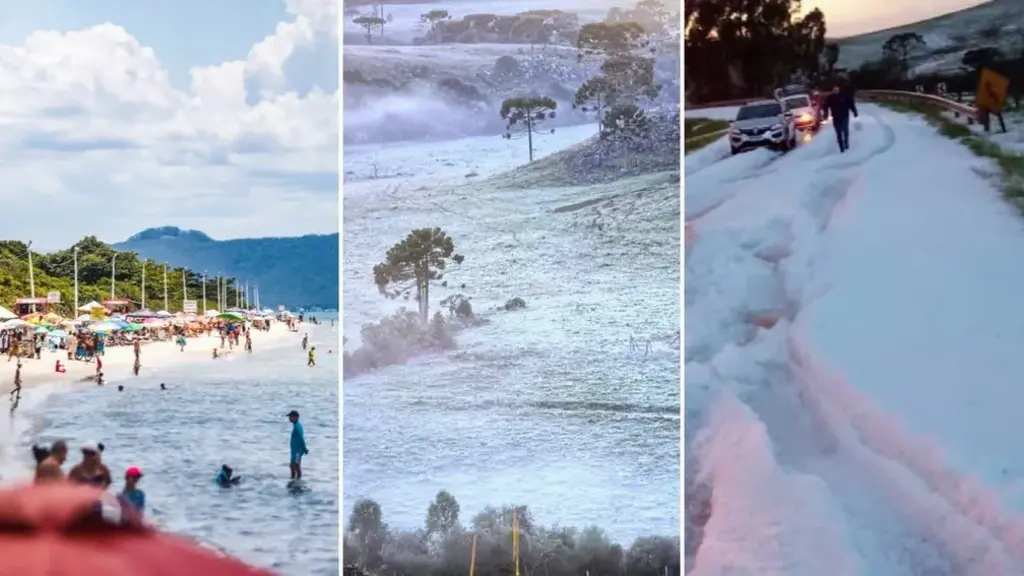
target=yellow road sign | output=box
[976,68,1009,114]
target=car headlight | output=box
[799,113,812,122]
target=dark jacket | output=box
[822,90,858,125]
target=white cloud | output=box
[0,0,339,250]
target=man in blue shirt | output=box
[288,410,309,479]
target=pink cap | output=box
[125,466,143,478]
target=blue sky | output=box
[0,0,338,250]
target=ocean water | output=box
[342,132,681,544]
[2,319,340,575]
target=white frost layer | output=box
[686,106,1024,574]
[691,389,860,576]
[796,110,1024,559]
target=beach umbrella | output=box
[217,312,245,321]
[0,306,15,321]
[46,330,68,339]
[122,323,144,332]
[0,483,275,575]
[33,327,48,334]
[90,322,119,334]
[1,319,31,329]
[155,310,171,317]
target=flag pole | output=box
[513,510,520,576]
[469,533,477,576]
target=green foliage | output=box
[373,228,464,323]
[344,493,680,575]
[881,32,927,79]
[824,43,840,76]
[420,9,451,29]
[685,0,828,101]
[573,75,614,125]
[962,47,1003,71]
[577,21,648,56]
[602,103,649,138]
[500,96,558,162]
[343,308,457,379]
[600,54,660,102]
[353,15,384,42]
[0,236,238,316]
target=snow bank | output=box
[690,389,860,576]
[686,105,1024,572]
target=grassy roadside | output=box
[684,118,728,154]
[878,100,1024,209]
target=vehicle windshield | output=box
[736,103,782,120]
[784,96,810,111]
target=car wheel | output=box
[730,145,740,156]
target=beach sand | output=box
[0,325,302,397]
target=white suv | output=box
[728,100,798,155]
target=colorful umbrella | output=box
[33,327,48,335]
[122,323,144,332]
[217,312,245,321]
[0,483,276,575]
[90,322,119,334]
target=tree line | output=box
[344,490,680,575]
[685,0,828,102]
[502,0,676,162]
[0,237,241,316]
[848,30,1024,108]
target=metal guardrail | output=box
[687,89,980,124]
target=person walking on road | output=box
[821,83,858,153]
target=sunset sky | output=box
[807,0,991,37]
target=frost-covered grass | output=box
[684,118,728,154]
[344,129,679,544]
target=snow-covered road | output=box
[686,103,1024,575]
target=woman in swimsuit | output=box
[68,441,112,489]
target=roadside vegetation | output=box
[684,118,729,153]
[878,101,1024,210]
[343,491,680,576]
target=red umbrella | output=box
[0,483,278,575]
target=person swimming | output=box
[215,465,242,487]
[117,385,124,392]
[160,383,167,390]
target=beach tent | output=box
[204,309,219,317]
[0,306,15,321]
[155,310,171,317]
[77,301,103,312]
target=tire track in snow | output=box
[687,106,1024,574]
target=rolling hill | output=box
[112,227,338,310]
[834,0,1024,75]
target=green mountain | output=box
[112,227,338,310]
[0,237,240,316]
